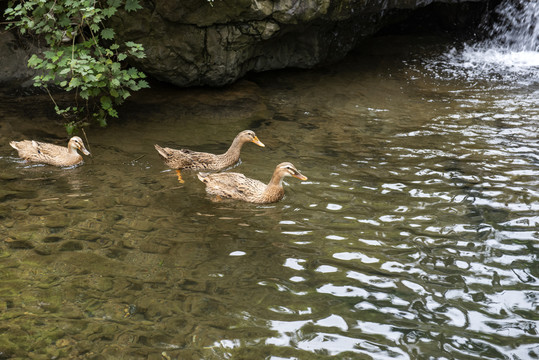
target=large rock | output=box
[0,31,40,92]
[110,0,493,87]
[0,0,494,89]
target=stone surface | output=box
[108,0,493,87]
[1,0,494,89]
[0,31,36,91]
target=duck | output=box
[197,162,307,203]
[154,130,265,183]
[10,136,91,167]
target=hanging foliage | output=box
[4,0,149,133]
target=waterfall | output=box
[433,0,539,85]
[485,0,538,52]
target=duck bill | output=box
[293,173,308,181]
[80,147,91,156]
[252,136,265,147]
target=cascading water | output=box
[486,0,538,52]
[431,0,539,85]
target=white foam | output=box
[459,48,539,69]
[429,0,539,85]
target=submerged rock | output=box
[59,240,84,251]
[5,238,34,249]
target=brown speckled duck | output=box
[154,130,265,183]
[197,162,307,203]
[10,136,90,167]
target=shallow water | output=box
[0,34,538,359]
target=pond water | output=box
[0,32,538,359]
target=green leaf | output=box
[125,0,143,12]
[28,55,42,67]
[58,16,70,27]
[65,122,76,135]
[107,108,118,117]
[111,63,121,72]
[102,7,117,17]
[44,50,56,59]
[107,0,122,8]
[100,96,112,110]
[138,79,149,88]
[126,68,137,77]
[132,51,146,59]
[69,77,81,88]
[101,28,115,40]
[8,0,146,133]
[89,23,99,33]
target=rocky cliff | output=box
[110,0,494,86]
[1,0,496,89]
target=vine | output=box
[4,0,149,134]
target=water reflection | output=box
[1,32,538,359]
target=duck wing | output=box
[155,145,219,170]
[198,172,266,199]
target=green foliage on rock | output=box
[4,0,149,134]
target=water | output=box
[1,9,538,360]
[486,0,538,52]
[436,0,539,86]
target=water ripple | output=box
[1,27,538,359]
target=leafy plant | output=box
[4,0,149,134]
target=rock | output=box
[42,236,63,243]
[0,31,38,92]
[34,244,54,255]
[116,195,150,207]
[0,190,17,202]
[44,214,70,229]
[117,218,155,232]
[0,0,492,88]
[6,238,34,249]
[95,277,114,292]
[109,0,491,86]
[59,240,84,251]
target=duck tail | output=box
[197,172,210,183]
[154,144,168,158]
